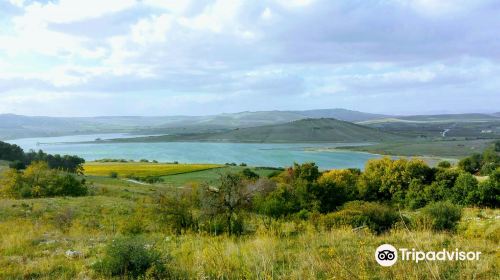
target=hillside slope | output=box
[110,118,404,143]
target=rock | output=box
[65,249,83,259]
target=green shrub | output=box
[416,201,462,231]
[120,217,146,235]
[322,201,398,234]
[93,237,167,279]
[0,162,88,198]
[451,172,479,205]
[437,161,451,168]
[156,192,196,234]
[405,179,428,209]
[240,168,259,180]
[109,171,118,178]
[477,168,499,207]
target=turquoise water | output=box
[7,134,380,169]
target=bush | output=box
[451,172,479,205]
[109,171,118,178]
[458,154,482,174]
[322,201,398,234]
[93,237,168,279]
[437,161,451,168]
[52,208,74,233]
[315,169,359,212]
[416,201,462,231]
[476,168,499,207]
[156,191,196,234]
[240,168,259,180]
[0,161,88,198]
[120,217,146,235]
[9,160,26,170]
[405,179,428,209]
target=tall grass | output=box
[0,194,497,279]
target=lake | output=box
[7,134,380,169]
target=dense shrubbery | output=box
[93,237,168,279]
[0,161,87,198]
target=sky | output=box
[0,0,499,117]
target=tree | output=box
[156,191,196,234]
[0,141,25,161]
[315,169,359,212]
[451,172,479,205]
[458,153,482,174]
[0,161,87,198]
[477,168,499,207]
[200,173,251,235]
[357,157,432,202]
[405,179,428,209]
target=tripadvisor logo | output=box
[375,244,398,266]
[375,244,481,267]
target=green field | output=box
[101,118,405,143]
[339,139,496,158]
[83,162,222,178]
[160,166,278,187]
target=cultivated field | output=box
[83,162,222,178]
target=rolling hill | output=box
[2,110,498,140]
[106,118,405,143]
[359,113,500,139]
[0,109,388,139]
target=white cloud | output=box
[131,14,173,45]
[18,0,136,24]
[0,0,499,115]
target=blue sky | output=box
[0,0,499,116]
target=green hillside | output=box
[359,114,500,139]
[109,118,404,143]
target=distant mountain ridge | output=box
[1,109,498,140]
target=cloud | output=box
[0,0,499,116]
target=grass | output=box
[0,191,497,279]
[339,139,496,158]
[160,166,278,187]
[83,162,222,178]
[0,162,498,279]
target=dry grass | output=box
[0,194,498,279]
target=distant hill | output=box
[359,113,500,139]
[2,110,498,140]
[0,109,387,139]
[296,109,388,122]
[110,118,405,143]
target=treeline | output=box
[0,141,84,173]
